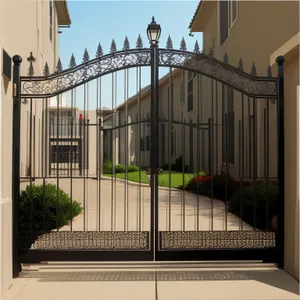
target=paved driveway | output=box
[23,177,251,233]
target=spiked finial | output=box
[136,34,143,49]
[82,48,90,63]
[27,51,36,77]
[28,62,34,76]
[223,52,228,64]
[69,54,76,68]
[123,36,130,50]
[251,62,257,76]
[43,62,50,76]
[180,37,187,51]
[96,43,103,58]
[110,39,117,53]
[209,47,214,57]
[56,58,63,73]
[267,65,272,78]
[193,40,200,53]
[238,58,243,71]
[166,35,173,49]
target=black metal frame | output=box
[12,40,284,276]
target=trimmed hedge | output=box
[20,184,83,233]
[103,160,139,174]
[162,156,190,172]
[228,181,278,230]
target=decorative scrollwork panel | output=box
[158,49,277,98]
[21,49,151,98]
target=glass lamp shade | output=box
[147,17,161,44]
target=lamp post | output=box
[147,16,161,260]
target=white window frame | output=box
[229,0,238,29]
[50,0,53,42]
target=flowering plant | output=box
[191,174,211,184]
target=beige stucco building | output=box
[188,0,300,282]
[0,0,71,296]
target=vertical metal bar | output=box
[114,73,117,232]
[210,79,214,231]
[126,69,129,231]
[45,99,48,177]
[208,117,213,231]
[29,98,33,240]
[150,43,159,258]
[137,66,142,231]
[56,95,60,231]
[276,56,285,268]
[111,73,114,231]
[98,76,102,231]
[248,96,251,178]
[266,98,270,229]
[12,55,22,278]
[225,86,229,231]
[70,89,74,232]
[83,83,87,231]
[196,74,200,231]
[241,93,245,231]
[41,99,46,232]
[264,106,268,229]
[253,97,257,229]
[124,69,128,231]
[215,80,218,180]
[182,115,186,231]
[168,67,172,231]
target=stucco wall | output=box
[0,0,61,296]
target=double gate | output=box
[12,31,284,275]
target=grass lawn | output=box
[104,170,195,189]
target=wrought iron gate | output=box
[12,20,285,276]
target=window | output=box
[187,71,194,112]
[146,135,150,151]
[180,82,184,104]
[222,86,234,164]
[140,137,144,151]
[220,0,238,45]
[50,144,80,163]
[50,0,53,41]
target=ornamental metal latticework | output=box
[21,49,152,98]
[25,231,149,250]
[158,49,277,97]
[20,45,277,98]
[160,231,276,250]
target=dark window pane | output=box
[188,80,193,93]
[188,93,193,112]
[220,0,229,45]
[232,0,237,23]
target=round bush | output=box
[115,164,126,173]
[20,183,83,233]
[228,181,278,230]
[103,160,113,174]
[128,165,139,172]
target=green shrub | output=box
[228,181,278,230]
[186,174,241,202]
[103,160,139,174]
[128,165,139,172]
[115,164,125,173]
[103,160,113,174]
[20,184,82,233]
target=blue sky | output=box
[59,1,202,110]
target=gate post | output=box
[12,55,22,278]
[276,55,284,268]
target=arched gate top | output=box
[20,48,277,98]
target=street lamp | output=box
[147,16,161,45]
[147,16,161,255]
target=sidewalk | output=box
[4,262,300,300]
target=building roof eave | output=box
[55,1,71,26]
